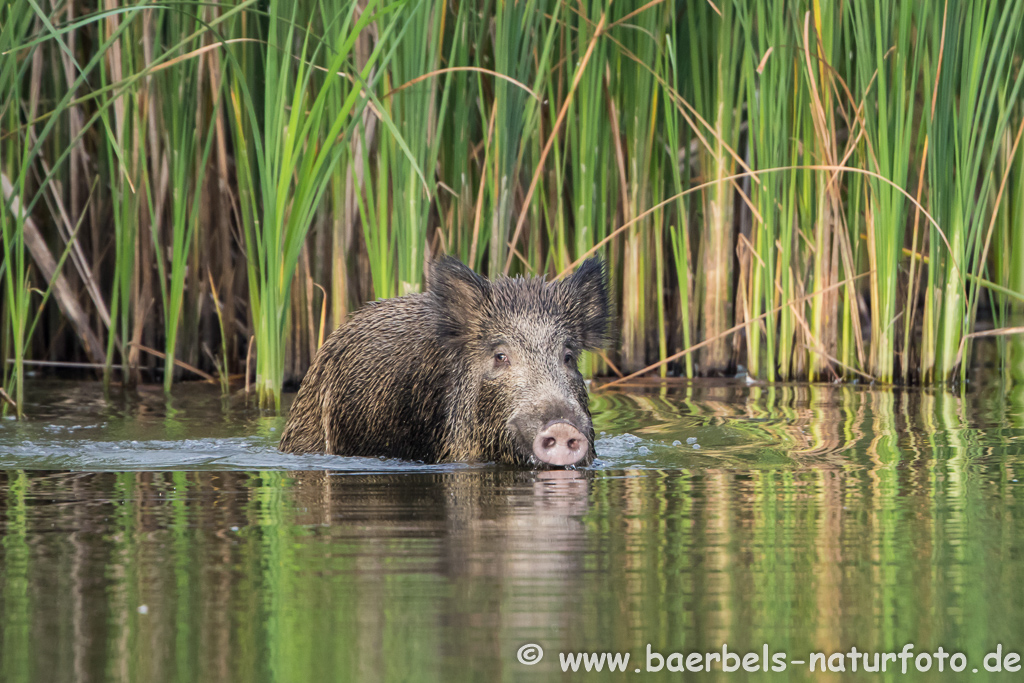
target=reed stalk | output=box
[377,0,449,296]
[849,0,922,383]
[924,0,1024,383]
[662,24,695,379]
[150,7,219,391]
[1008,109,1024,381]
[1,0,35,416]
[613,0,665,373]
[227,0,405,408]
[737,0,803,382]
[685,0,745,376]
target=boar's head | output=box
[430,257,612,468]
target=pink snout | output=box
[532,420,589,466]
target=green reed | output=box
[376,0,447,296]
[227,0,403,409]
[684,0,745,377]
[4,0,1024,416]
[97,4,140,387]
[564,0,611,277]
[802,0,843,382]
[489,0,544,276]
[150,6,219,392]
[736,0,801,382]
[849,0,922,384]
[924,0,1024,383]
[1006,108,1024,381]
[1,0,34,416]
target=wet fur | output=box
[278,258,611,466]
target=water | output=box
[2,379,1024,682]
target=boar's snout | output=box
[532,419,589,466]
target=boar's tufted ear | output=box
[558,258,612,349]
[429,256,489,347]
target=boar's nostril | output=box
[532,420,588,467]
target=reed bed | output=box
[2,0,1024,413]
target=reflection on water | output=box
[1,380,1024,681]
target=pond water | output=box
[2,378,1024,682]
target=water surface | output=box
[2,379,1024,681]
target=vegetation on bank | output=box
[2,0,1024,414]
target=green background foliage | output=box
[3,0,1024,412]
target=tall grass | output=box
[374,0,446,296]
[0,0,33,416]
[736,0,802,382]
[149,7,220,392]
[849,0,922,383]
[923,0,1024,383]
[226,0,405,409]
[685,0,745,377]
[4,0,1024,415]
[1005,105,1024,383]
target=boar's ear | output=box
[558,258,612,349]
[429,256,489,346]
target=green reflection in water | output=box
[3,470,28,683]
[0,382,1023,681]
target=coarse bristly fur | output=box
[278,257,612,467]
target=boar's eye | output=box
[493,352,509,367]
[563,350,574,365]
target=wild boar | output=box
[278,257,611,467]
